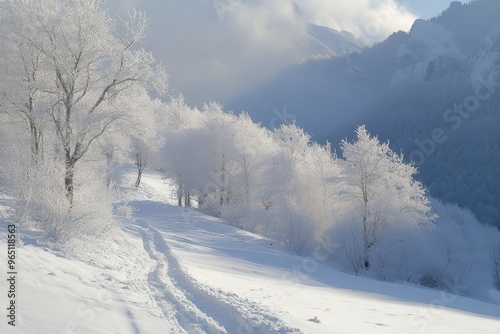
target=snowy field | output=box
[0,169,499,334]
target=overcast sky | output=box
[105,0,466,106]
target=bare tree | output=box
[1,0,168,204]
[0,7,47,161]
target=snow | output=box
[392,19,465,85]
[470,28,500,87]
[408,20,458,55]
[1,169,499,333]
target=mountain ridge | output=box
[227,0,500,228]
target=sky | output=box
[403,0,467,19]
[105,0,467,106]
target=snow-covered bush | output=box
[323,212,364,274]
[1,151,114,243]
[115,204,137,220]
[423,200,499,296]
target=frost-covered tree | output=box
[219,113,276,231]
[302,142,340,227]
[160,95,204,206]
[261,123,316,252]
[199,103,239,210]
[231,112,274,205]
[340,125,434,269]
[0,0,167,204]
[129,98,164,188]
[0,0,167,241]
[0,3,48,161]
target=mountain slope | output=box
[1,169,500,333]
[228,0,500,228]
[307,24,364,56]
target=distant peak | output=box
[307,24,365,56]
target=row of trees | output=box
[0,0,166,241]
[161,98,500,292]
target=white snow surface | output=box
[392,19,464,85]
[1,169,499,334]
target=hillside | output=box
[0,1,499,333]
[1,169,499,333]
[227,0,500,227]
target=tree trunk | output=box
[177,184,183,207]
[135,165,144,187]
[29,118,42,158]
[198,194,205,208]
[362,189,370,269]
[363,214,370,269]
[135,152,146,188]
[65,165,74,205]
[219,152,227,207]
[105,152,113,188]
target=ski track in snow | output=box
[136,220,301,334]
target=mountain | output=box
[227,0,500,228]
[227,28,408,139]
[307,24,365,57]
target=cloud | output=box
[293,0,416,43]
[105,0,416,105]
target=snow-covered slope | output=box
[470,27,500,87]
[1,170,499,333]
[391,19,465,84]
[307,24,364,57]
